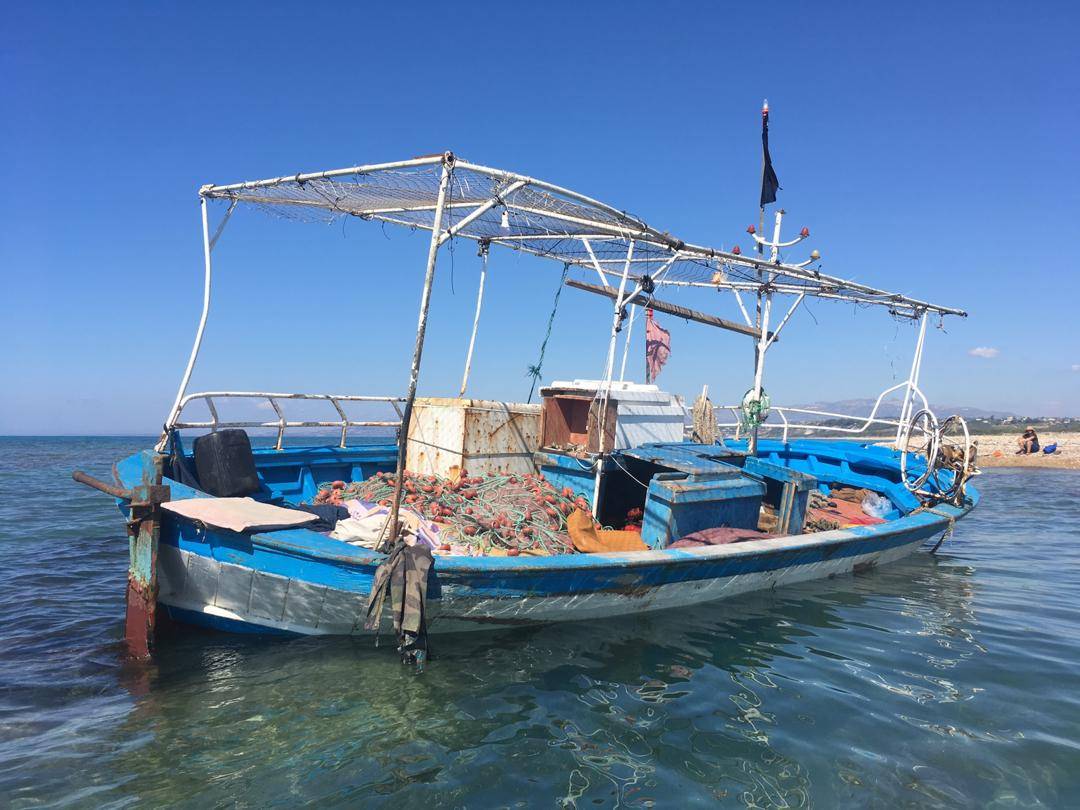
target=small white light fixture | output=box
[500,207,510,230]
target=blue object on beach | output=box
[1043,443,1058,454]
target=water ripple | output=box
[1,438,1079,807]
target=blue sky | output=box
[2,2,1078,434]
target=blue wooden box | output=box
[641,471,766,549]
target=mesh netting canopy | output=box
[201,153,965,317]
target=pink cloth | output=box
[645,309,671,382]
[669,527,776,549]
[807,500,886,527]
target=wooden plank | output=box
[125,454,169,659]
[565,278,772,341]
[406,398,541,478]
[586,399,618,454]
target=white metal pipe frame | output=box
[198,155,967,318]
[719,381,931,444]
[157,151,968,468]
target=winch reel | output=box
[740,388,771,429]
[899,409,979,503]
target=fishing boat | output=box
[75,144,979,661]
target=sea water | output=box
[1,437,1078,807]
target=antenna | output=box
[747,212,818,265]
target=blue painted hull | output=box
[114,440,976,636]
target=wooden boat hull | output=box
[155,523,942,636]
[114,439,975,637]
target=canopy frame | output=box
[198,153,967,319]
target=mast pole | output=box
[750,208,785,454]
[387,152,454,544]
[749,100,769,456]
[619,304,638,382]
[750,291,763,455]
[644,308,654,384]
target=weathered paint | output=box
[742,456,816,534]
[154,523,932,635]
[122,458,169,658]
[406,397,541,478]
[641,472,765,548]
[535,451,609,502]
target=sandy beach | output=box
[973,431,1080,470]
[873,430,1079,470]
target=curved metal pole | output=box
[896,310,930,446]
[387,155,453,543]
[459,242,489,397]
[156,197,214,451]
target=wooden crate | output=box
[540,392,617,455]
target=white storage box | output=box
[406,397,541,479]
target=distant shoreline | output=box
[972,431,1079,470]
[872,431,1079,471]
[5,431,1077,470]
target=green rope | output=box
[740,389,771,430]
[526,263,570,403]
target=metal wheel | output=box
[937,414,975,501]
[740,388,770,425]
[900,408,939,493]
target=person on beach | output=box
[1016,427,1040,455]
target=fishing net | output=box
[202,159,727,284]
[313,470,588,556]
[740,388,771,430]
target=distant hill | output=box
[789,398,1020,422]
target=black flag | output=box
[760,102,781,207]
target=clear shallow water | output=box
[1,437,1079,808]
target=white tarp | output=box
[162,498,316,533]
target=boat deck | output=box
[117,437,938,563]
